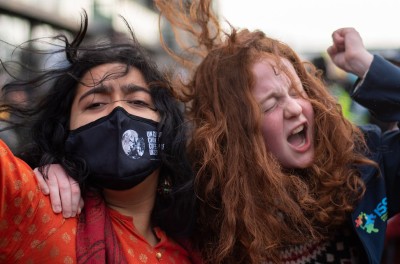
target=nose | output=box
[107,100,127,114]
[283,97,302,119]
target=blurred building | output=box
[0,0,181,68]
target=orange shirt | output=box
[0,140,196,263]
[109,209,192,263]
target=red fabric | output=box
[386,214,400,239]
[76,194,127,264]
[383,214,400,263]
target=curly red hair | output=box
[156,0,378,263]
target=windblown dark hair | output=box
[0,11,195,238]
[156,0,378,263]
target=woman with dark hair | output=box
[0,12,196,263]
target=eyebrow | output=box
[78,84,151,103]
[122,84,151,95]
[258,88,284,105]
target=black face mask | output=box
[65,107,161,190]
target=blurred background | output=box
[0,0,172,67]
[1,0,400,148]
[219,0,400,54]
[1,0,400,150]
[1,0,400,79]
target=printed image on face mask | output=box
[122,130,145,159]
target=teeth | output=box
[292,125,304,135]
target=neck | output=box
[103,170,160,245]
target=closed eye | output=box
[126,100,157,111]
[262,97,278,113]
[289,88,301,98]
[263,102,277,113]
[289,82,308,98]
[264,106,275,113]
[128,99,150,107]
[86,102,107,110]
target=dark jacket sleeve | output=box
[351,55,400,122]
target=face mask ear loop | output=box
[155,114,165,154]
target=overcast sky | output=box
[218,0,400,55]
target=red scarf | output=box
[76,193,127,264]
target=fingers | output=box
[54,165,74,218]
[78,197,84,215]
[35,164,83,218]
[326,45,338,58]
[46,165,64,214]
[331,28,347,52]
[327,28,347,61]
[34,167,50,195]
[330,27,372,77]
[328,27,359,72]
[68,176,82,216]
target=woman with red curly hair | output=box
[154,1,400,263]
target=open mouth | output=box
[287,124,307,147]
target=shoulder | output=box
[0,139,36,190]
[0,139,76,261]
[358,124,382,152]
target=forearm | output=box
[351,55,400,122]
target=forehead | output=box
[252,57,297,81]
[79,63,148,88]
[251,57,299,92]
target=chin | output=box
[298,156,315,169]
[287,155,314,169]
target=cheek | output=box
[260,115,282,150]
[69,107,99,130]
[69,103,80,130]
[302,100,315,122]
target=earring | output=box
[157,178,172,196]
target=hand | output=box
[34,164,84,218]
[327,27,373,78]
